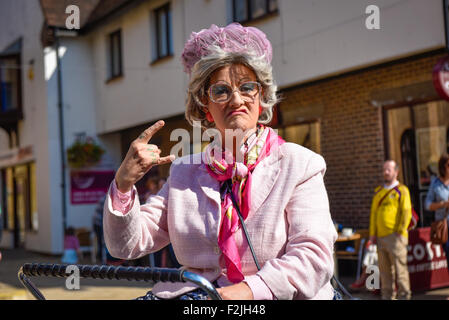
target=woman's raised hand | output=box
[114,120,175,193]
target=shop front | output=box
[0,146,37,248]
[383,99,449,227]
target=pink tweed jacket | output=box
[103,142,337,300]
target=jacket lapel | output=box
[250,146,284,215]
[196,165,221,207]
[196,165,222,238]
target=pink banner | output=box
[408,227,449,292]
[70,170,115,205]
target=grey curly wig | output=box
[185,45,279,128]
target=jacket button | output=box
[214,246,221,255]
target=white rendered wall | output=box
[0,1,118,254]
[0,0,57,253]
[91,0,186,135]
[90,0,446,134]
[43,36,123,252]
[271,0,446,88]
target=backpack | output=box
[408,207,419,230]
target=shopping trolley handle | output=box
[18,263,222,300]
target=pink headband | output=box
[181,23,272,75]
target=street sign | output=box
[70,170,115,204]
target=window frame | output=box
[0,53,22,113]
[151,3,174,63]
[107,29,123,82]
[232,0,279,24]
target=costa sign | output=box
[407,227,449,291]
[433,56,449,101]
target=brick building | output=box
[277,48,449,229]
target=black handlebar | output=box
[18,263,222,300]
[21,263,184,282]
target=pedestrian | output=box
[0,206,2,262]
[368,160,412,300]
[103,22,337,300]
[155,177,181,268]
[157,178,166,191]
[425,154,449,275]
[61,226,82,265]
[136,176,161,267]
[154,177,178,268]
[349,242,378,292]
[140,176,159,203]
[93,194,106,263]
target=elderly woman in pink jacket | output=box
[104,23,337,300]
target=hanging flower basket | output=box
[67,136,105,168]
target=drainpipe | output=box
[54,31,68,231]
[53,27,78,231]
[53,28,78,234]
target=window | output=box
[29,162,38,231]
[5,167,13,231]
[152,3,173,62]
[233,0,278,23]
[278,122,321,154]
[107,30,123,80]
[0,56,20,112]
[0,169,7,230]
[0,162,38,233]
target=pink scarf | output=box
[204,125,285,283]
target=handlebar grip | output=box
[21,263,184,283]
[19,263,222,300]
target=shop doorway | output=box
[384,100,449,227]
[13,165,29,247]
[0,162,37,248]
[400,129,421,223]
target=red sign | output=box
[408,227,449,292]
[70,170,115,204]
[432,56,449,101]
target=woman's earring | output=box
[259,106,263,115]
[206,111,214,123]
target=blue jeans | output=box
[443,229,449,272]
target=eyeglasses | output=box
[208,81,261,104]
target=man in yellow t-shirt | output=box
[368,160,412,300]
